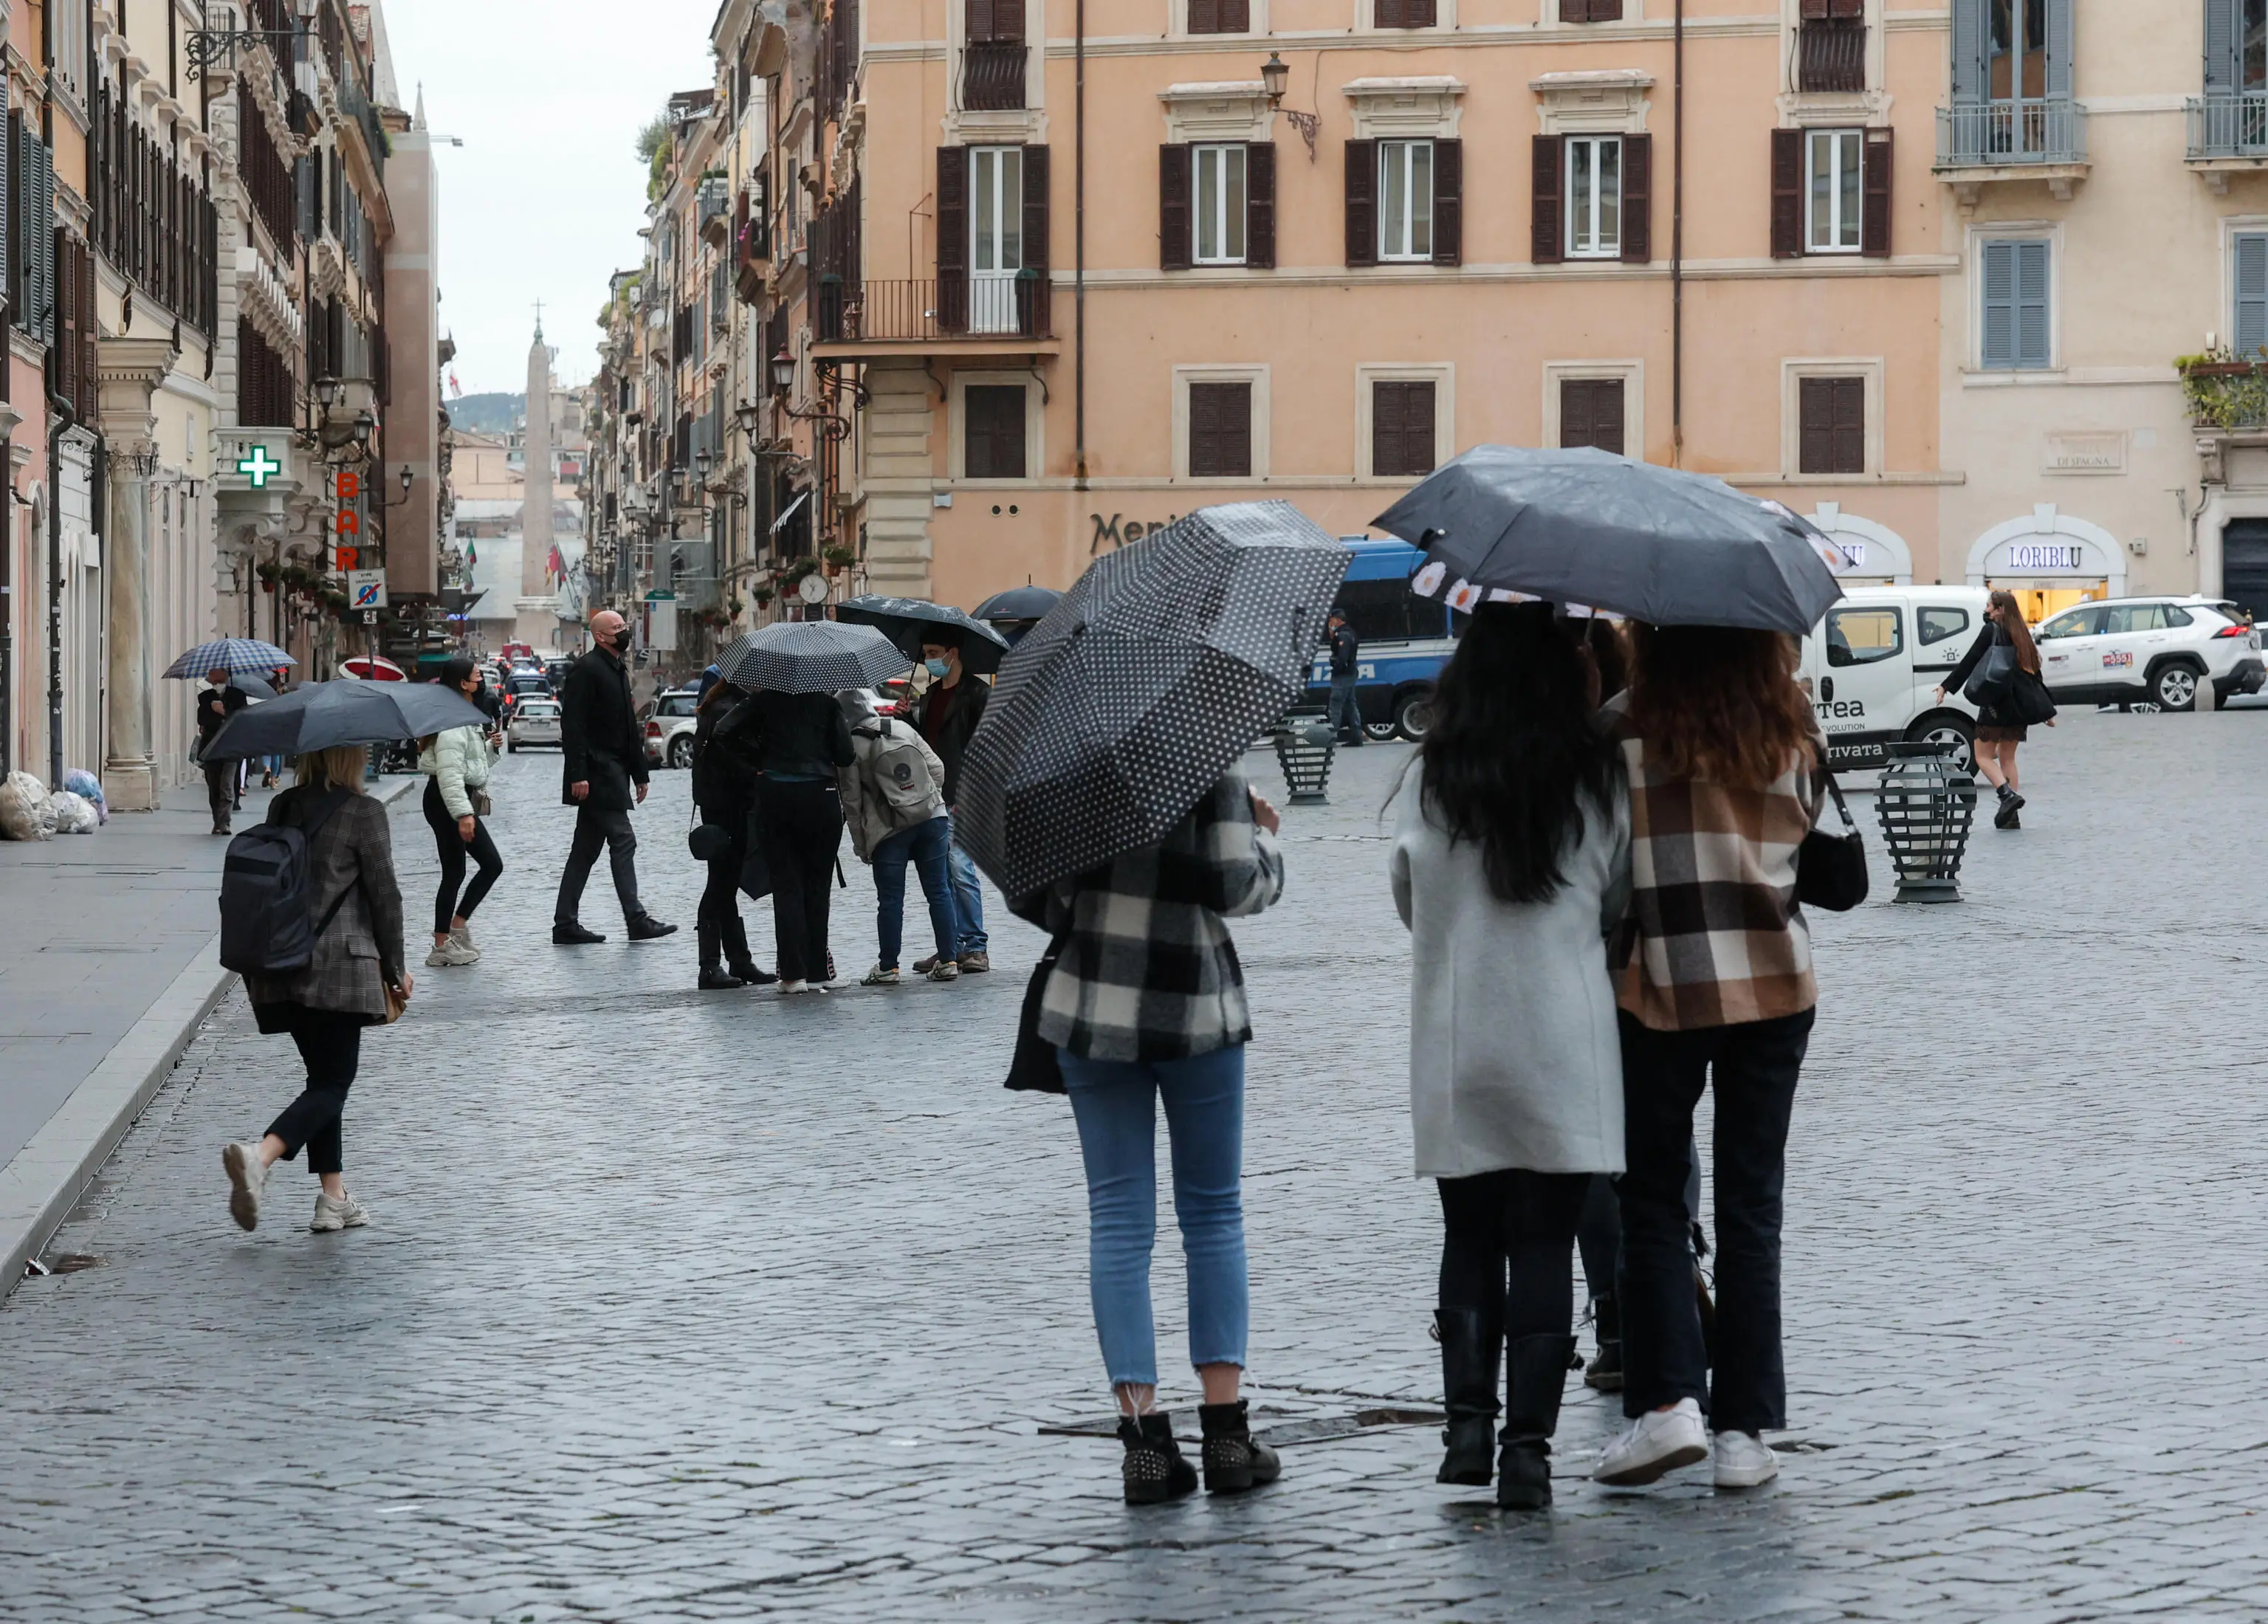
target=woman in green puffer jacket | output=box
[417,658,504,967]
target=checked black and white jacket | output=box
[1030,770,1285,1063]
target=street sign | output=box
[347,569,388,610]
[797,573,829,605]
[236,444,283,487]
[645,589,677,653]
[361,610,377,625]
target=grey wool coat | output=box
[1389,777,1632,1180]
[245,786,408,1028]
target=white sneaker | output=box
[310,1191,371,1233]
[777,978,809,994]
[222,1140,271,1232]
[450,921,478,954]
[1593,1397,1709,1486]
[860,964,901,986]
[927,960,961,982]
[1712,1431,1779,1490]
[425,938,479,968]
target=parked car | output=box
[1301,536,1458,741]
[2033,595,2264,712]
[641,687,701,768]
[507,698,563,751]
[1797,585,1989,773]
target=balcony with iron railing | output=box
[2188,93,2268,174]
[1796,21,1866,94]
[811,275,1057,357]
[1935,98,2089,197]
[962,41,1028,111]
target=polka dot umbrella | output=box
[717,619,910,695]
[955,500,1350,904]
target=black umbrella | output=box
[718,620,908,694]
[972,584,1064,623]
[955,500,1350,903]
[202,680,489,759]
[1372,445,1845,634]
[836,594,1012,675]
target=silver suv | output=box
[2034,596,2264,712]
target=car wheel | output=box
[2151,663,2200,712]
[1906,714,1975,776]
[1394,689,1434,742]
[1361,715,1399,743]
[667,734,694,770]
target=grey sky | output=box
[380,0,723,399]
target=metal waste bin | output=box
[1273,718,1337,805]
[1873,740,1976,902]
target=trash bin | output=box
[1273,718,1337,805]
[1873,740,1976,903]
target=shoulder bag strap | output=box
[1815,767,1858,834]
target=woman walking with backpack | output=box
[1935,589,2054,830]
[837,690,961,985]
[1389,602,1631,1510]
[220,744,409,1235]
[418,658,503,967]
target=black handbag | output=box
[1962,641,2018,706]
[1796,772,1869,912]
[1005,930,1071,1095]
[2006,668,2058,726]
[738,808,773,901]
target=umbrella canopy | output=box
[836,594,1012,675]
[233,672,278,700]
[202,679,489,760]
[717,619,908,695]
[972,584,1064,624]
[163,639,296,680]
[1372,445,1844,635]
[955,500,1350,903]
[340,654,408,681]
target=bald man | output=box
[552,612,676,944]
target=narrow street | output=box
[7,713,2268,1620]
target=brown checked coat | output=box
[244,785,408,1027]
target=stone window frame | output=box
[1542,359,1644,458]
[1172,363,1271,481]
[1962,220,2063,379]
[1779,356,1883,480]
[948,371,1042,482]
[1355,362,1454,482]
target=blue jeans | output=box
[946,836,989,955]
[1328,675,1362,740]
[1059,1044,1249,1386]
[873,815,959,970]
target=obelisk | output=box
[512,320,559,647]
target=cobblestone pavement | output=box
[7,711,2268,1621]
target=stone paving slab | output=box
[4,713,2268,1618]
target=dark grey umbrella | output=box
[955,500,1350,902]
[1372,445,1844,633]
[202,680,489,759]
[836,595,1012,675]
[972,584,1063,623]
[718,620,907,694]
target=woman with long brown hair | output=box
[1935,588,2053,830]
[1591,623,1824,1494]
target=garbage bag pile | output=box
[49,791,99,833]
[63,768,108,825]
[0,771,55,840]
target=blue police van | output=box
[1303,537,1459,740]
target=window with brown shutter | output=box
[1559,379,1626,455]
[1561,0,1623,17]
[1372,380,1436,478]
[1798,376,1865,474]
[1769,128,1803,259]
[1188,0,1248,32]
[936,146,968,331]
[1532,136,1564,265]
[1021,144,1051,337]
[966,384,1028,478]
[1432,139,1462,266]
[1344,138,1378,268]
[1189,382,1253,477]
[1861,126,1892,258]
[1159,145,1191,270]
[1377,0,1435,27]
[1619,133,1651,262]
[1246,142,1276,269]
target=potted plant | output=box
[752,585,775,609]
[822,543,857,578]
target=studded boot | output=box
[1197,1399,1281,1495]
[1118,1412,1198,1506]
[1435,1307,1501,1485]
[1498,1333,1576,1511]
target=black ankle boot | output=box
[1434,1307,1501,1485]
[1498,1334,1575,1511]
[1118,1412,1198,1505]
[698,967,744,991]
[1584,1295,1624,1393]
[1197,1399,1280,1495]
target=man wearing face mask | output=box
[913,634,992,974]
[552,610,678,945]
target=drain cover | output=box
[41,1253,104,1274]
[1040,1405,1442,1447]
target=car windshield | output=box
[518,703,558,718]
[656,694,698,717]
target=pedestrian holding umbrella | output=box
[958,501,1344,1507]
[203,679,492,760]
[836,594,1011,675]
[973,583,1065,647]
[717,619,908,694]
[163,638,296,680]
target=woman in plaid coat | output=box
[221,745,410,1237]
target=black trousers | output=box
[1615,1006,1813,1435]
[758,779,842,983]
[1575,1154,1703,1304]
[203,759,235,829]
[554,801,641,925]
[265,1007,363,1177]
[423,780,504,935]
[698,802,757,971]
[1437,1169,1590,1341]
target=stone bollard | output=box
[2197,674,2217,712]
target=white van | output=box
[1798,585,1989,772]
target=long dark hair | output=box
[1625,623,1815,791]
[1417,602,1615,905]
[1987,589,2041,674]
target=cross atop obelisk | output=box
[532,297,544,340]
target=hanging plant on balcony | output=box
[257,559,281,591]
[2179,350,2268,431]
[752,585,776,608]
[779,554,820,585]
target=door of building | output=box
[969,146,1023,334]
[2223,518,2268,624]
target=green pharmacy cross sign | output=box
[236,444,283,488]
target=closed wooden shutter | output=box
[1402,0,1437,23]
[936,146,966,331]
[1372,379,1435,478]
[2013,238,2050,367]
[1560,378,1625,455]
[1564,0,1621,16]
[1245,142,1276,268]
[1160,145,1191,270]
[33,136,52,346]
[1189,382,1252,477]
[1344,138,1377,267]
[1220,0,1249,27]
[967,0,993,39]
[2237,233,2268,355]
[2044,0,2073,97]
[1431,137,1461,266]
[1798,376,1865,475]
[1951,0,1987,103]
[1982,239,2050,369]
[1860,127,1893,258]
[965,384,1026,478]
[1799,0,1827,16]
[1021,143,1050,336]
[1770,127,1804,258]
[1375,0,1402,25]
[2208,0,2244,94]
[992,0,1023,38]
[1188,0,1217,30]
[1619,133,1650,261]
[1531,135,1563,264]
[53,230,74,416]
[76,237,96,424]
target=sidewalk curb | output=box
[0,774,421,1303]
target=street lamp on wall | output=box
[769,347,797,399]
[1260,52,1289,105]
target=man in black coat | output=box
[196,667,250,834]
[551,610,676,944]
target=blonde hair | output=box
[293,746,369,793]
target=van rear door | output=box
[1813,601,1913,768]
